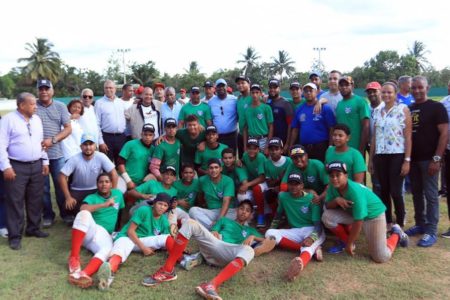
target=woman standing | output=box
[369,82,412,228]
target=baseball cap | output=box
[162,165,177,175]
[206,125,218,134]
[227,86,233,94]
[37,79,53,89]
[309,71,321,79]
[191,86,200,93]
[247,138,259,147]
[289,82,301,89]
[207,158,222,167]
[268,137,283,148]
[164,118,177,127]
[142,123,155,133]
[180,88,186,93]
[365,81,382,91]
[134,85,144,95]
[326,161,348,174]
[290,144,307,157]
[339,75,354,85]
[80,133,95,144]
[287,172,303,184]
[235,75,250,84]
[203,81,213,88]
[153,193,172,205]
[268,78,280,87]
[215,78,227,86]
[153,82,165,89]
[303,83,317,90]
[250,84,262,91]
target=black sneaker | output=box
[441,228,450,239]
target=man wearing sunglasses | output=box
[79,88,101,145]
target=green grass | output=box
[1,196,450,299]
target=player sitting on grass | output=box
[141,200,275,300]
[257,172,325,282]
[68,173,125,288]
[321,161,409,260]
[95,193,174,290]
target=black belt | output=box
[10,159,41,164]
[102,131,125,136]
[219,130,237,137]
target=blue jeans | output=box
[410,160,440,235]
[42,157,67,221]
[0,172,6,228]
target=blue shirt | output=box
[267,97,293,144]
[208,95,238,134]
[161,102,182,126]
[397,93,414,106]
[292,102,336,145]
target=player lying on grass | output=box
[142,200,276,300]
[68,173,125,288]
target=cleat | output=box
[142,267,177,287]
[254,238,276,256]
[314,246,323,262]
[68,271,93,289]
[68,256,81,274]
[180,252,203,271]
[391,224,409,247]
[195,282,222,300]
[97,262,113,291]
[286,257,304,282]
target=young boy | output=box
[96,193,174,290]
[195,125,228,176]
[322,161,409,259]
[172,163,199,224]
[151,118,181,180]
[141,200,273,300]
[260,172,325,282]
[68,173,125,288]
[221,148,251,202]
[242,84,274,152]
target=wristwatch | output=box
[51,136,58,144]
[404,157,411,162]
[432,155,442,163]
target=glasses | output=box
[83,95,93,99]
[220,106,224,115]
[191,91,200,95]
[27,123,31,136]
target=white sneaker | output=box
[97,262,114,291]
[0,228,8,238]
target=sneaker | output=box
[256,214,266,228]
[441,228,450,239]
[391,224,409,247]
[63,216,75,227]
[195,282,222,300]
[417,234,437,247]
[286,257,304,282]
[97,262,113,291]
[0,228,8,238]
[68,256,81,274]
[42,219,55,228]
[327,241,346,254]
[142,267,177,286]
[404,225,425,237]
[68,271,93,288]
[180,252,203,271]
[314,246,323,262]
[254,238,277,256]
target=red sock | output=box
[165,236,175,251]
[279,237,302,251]
[330,224,349,243]
[70,229,86,258]
[299,251,312,268]
[343,224,352,234]
[82,257,103,276]
[163,233,189,273]
[109,255,122,273]
[210,258,244,288]
[280,183,288,192]
[386,233,399,253]
[252,185,265,215]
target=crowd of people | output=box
[1,72,450,299]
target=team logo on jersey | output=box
[153,228,161,235]
[198,110,204,116]
[188,192,194,199]
[241,230,248,238]
[300,113,306,122]
[257,113,263,120]
[177,149,180,155]
[345,107,352,114]
[313,114,322,121]
[218,191,224,199]
[301,206,309,214]
[274,108,279,114]
[244,103,248,109]
[113,202,120,210]
[307,176,316,183]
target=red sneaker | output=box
[195,282,222,300]
[68,256,81,274]
[68,271,93,288]
[142,267,177,286]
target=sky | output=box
[1,0,449,77]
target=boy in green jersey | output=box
[178,86,213,128]
[175,114,206,165]
[322,161,409,261]
[96,193,174,290]
[221,148,251,202]
[195,125,228,176]
[172,163,199,224]
[259,172,325,282]
[68,173,125,288]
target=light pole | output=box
[117,48,130,84]
[313,47,326,69]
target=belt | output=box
[10,159,41,164]
[102,131,125,136]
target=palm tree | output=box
[17,38,62,83]
[237,46,260,77]
[271,50,296,81]
[408,40,430,73]
[185,61,201,76]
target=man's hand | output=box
[41,139,53,150]
[142,247,155,256]
[212,231,221,240]
[170,224,178,237]
[238,183,249,194]
[242,235,255,246]
[126,181,136,190]
[400,161,410,177]
[3,168,16,181]
[197,141,206,152]
[335,197,353,209]
[42,165,49,176]
[313,102,322,114]
[345,243,355,256]
[103,196,116,207]
[99,143,109,154]
[428,161,441,176]
[65,197,78,210]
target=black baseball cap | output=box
[207,158,222,167]
[250,84,262,91]
[191,86,200,93]
[290,144,307,157]
[206,125,218,134]
[164,118,177,127]
[162,165,177,175]
[268,78,280,87]
[326,161,348,174]
[203,81,213,88]
[289,82,301,89]
[235,75,250,84]
[287,172,303,184]
[153,193,172,205]
[268,137,283,148]
[142,123,155,133]
[37,79,53,89]
[247,138,259,147]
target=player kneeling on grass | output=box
[68,173,125,288]
[96,193,174,290]
[142,200,274,300]
[322,161,409,262]
[257,172,325,282]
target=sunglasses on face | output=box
[191,91,200,94]
[83,95,93,99]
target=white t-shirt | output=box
[321,91,343,115]
[178,97,190,105]
[61,118,83,161]
[142,105,160,138]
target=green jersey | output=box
[135,180,177,202]
[178,102,212,128]
[242,152,266,181]
[82,189,125,234]
[222,166,248,190]
[195,143,228,172]
[282,159,328,194]
[199,174,235,209]
[325,146,366,180]
[116,206,170,240]
[326,179,386,221]
[119,139,154,184]
[277,191,321,228]
[335,95,370,149]
[242,102,274,136]
[173,179,200,211]
[288,98,306,113]
[153,139,181,176]
[237,95,252,132]
[176,129,206,164]
[264,156,292,180]
[211,217,263,244]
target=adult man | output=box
[289,83,336,162]
[121,83,134,139]
[441,80,450,238]
[153,82,166,102]
[161,87,182,125]
[78,88,101,144]
[189,158,236,229]
[321,70,343,114]
[288,82,304,112]
[201,80,215,103]
[267,78,293,150]
[195,125,228,176]
[208,78,238,149]
[335,75,370,155]
[405,76,448,247]
[178,88,190,105]
[397,75,414,106]
[236,76,252,158]
[178,86,212,128]
[309,71,326,98]
[35,79,72,227]
[175,114,206,165]
[0,92,50,250]
[59,133,118,218]
[95,80,127,163]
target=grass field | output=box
[0,195,449,300]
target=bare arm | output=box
[127,222,154,255]
[218,196,231,219]
[359,118,369,155]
